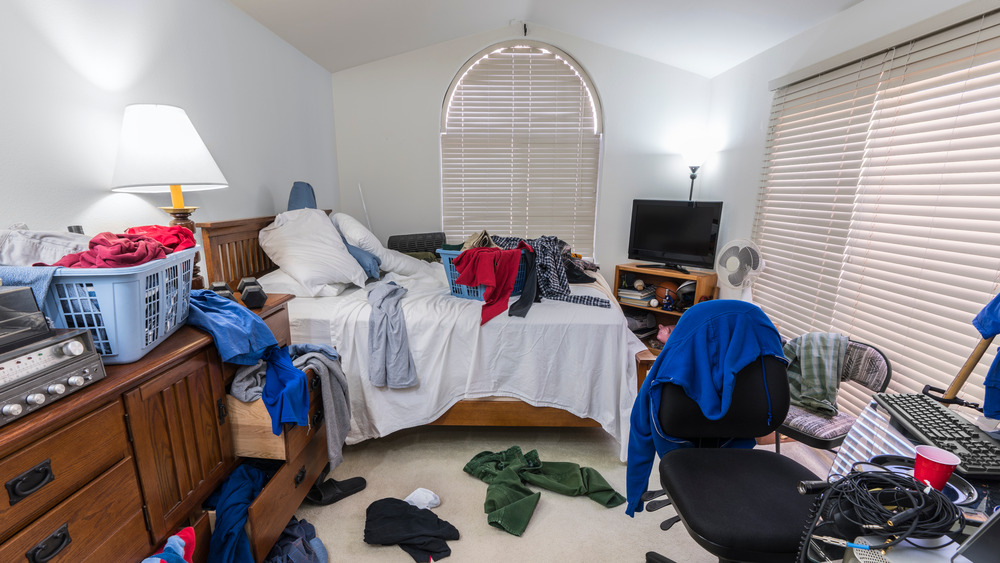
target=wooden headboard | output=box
[196,215,279,288]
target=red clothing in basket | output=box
[43,232,167,268]
[125,224,196,252]
[453,246,522,325]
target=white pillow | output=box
[257,269,348,298]
[259,209,368,295]
[331,212,433,277]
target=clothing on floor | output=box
[0,265,57,308]
[364,497,460,562]
[142,526,195,563]
[367,281,418,388]
[124,225,196,252]
[404,487,441,510]
[264,517,327,563]
[626,299,785,516]
[463,445,625,537]
[974,292,1000,418]
[288,343,352,471]
[492,235,610,309]
[41,231,167,268]
[187,289,278,365]
[783,332,849,417]
[452,246,523,324]
[207,464,270,563]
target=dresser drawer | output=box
[228,371,322,460]
[0,401,130,542]
[247,425,328,562]
[0,457,148,563]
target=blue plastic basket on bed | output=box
[436,248,528,301]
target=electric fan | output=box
[715,239,764,300]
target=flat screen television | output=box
[627,199,723,273]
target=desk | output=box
[816,400,1000,561]
[830,400,1000,515]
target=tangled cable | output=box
[797,462,965,562]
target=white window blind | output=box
[441,40,602,257]
[754,11,1000,413]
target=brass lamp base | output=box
[158,206,205,289]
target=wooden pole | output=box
[944,336,995,399]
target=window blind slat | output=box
[442,41,600,255]
[753,9,1000,408]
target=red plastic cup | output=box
[913,445,961,490]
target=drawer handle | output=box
[6,459,54,506]
[310,375,321,390]
[294,465,307,488]
[26,523,71,563]
[311,408,324,426]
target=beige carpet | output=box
[296,427,834,562]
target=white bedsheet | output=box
[263,264,644,461]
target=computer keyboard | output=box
[873,393,1000,479]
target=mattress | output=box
[262,264,644,461]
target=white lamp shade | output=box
[110,104,227,193]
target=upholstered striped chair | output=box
[776,339,892,452]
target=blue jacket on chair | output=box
[625,299,785,516]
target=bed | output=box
[198,213,646,460]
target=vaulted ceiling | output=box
[229,0,865,78]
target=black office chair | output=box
[647,356,821,563]
[776,338,892,453]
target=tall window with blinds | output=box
[753,11,1000,412]
[441,40,602,257]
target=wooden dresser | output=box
[0,293,326,562]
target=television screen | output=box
[627,200,723,271]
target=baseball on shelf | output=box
[648,298,659,308]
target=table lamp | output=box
[110,104,228,288]
[110,104,227,234]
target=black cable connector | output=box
[798,480,831,495]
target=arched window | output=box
[441,40,602,257]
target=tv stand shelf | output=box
[614,263,718,354]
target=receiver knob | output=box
[67,376,86,387]
[2,404,23,416]
[58,341,85,357]
[47,384,66,395]
[26,393,45,406]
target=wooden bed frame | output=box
[197,214,649,428]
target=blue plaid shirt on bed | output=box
[492,235,610,309]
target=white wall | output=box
[705,0,993,296]
[0,0,336,235]
[331,24,711,280]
